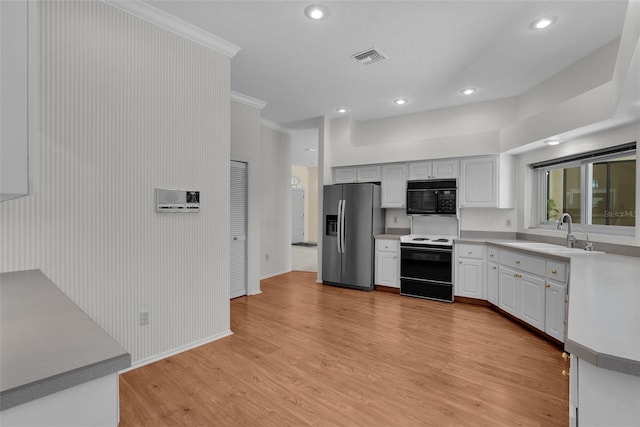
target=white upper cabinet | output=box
[459,155,514,208]
[381,163,407,208]
[1,1,39,201]
[333,165,382,183]
[408,159,458,180]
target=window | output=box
[534,143,636,232]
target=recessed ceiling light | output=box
[394,98,407,105]
[544,139,562,146]
[336,107,349,114]
[460,88,477,96]
[304,5,328,20]
[531,17,555,30]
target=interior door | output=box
[291,188,304,243]
[230,161,247,299]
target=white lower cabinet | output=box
[455,244,485,299]
[487,261,498,305]
[519,272,545,330]
[375,239,399,287]
[571,355,640,427]
[498,266,519,316]
[545,280,567,342]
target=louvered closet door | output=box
[230,161,247,299]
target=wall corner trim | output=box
[262,119,291,135]
[231,91,268,110]
[99,0,241,58]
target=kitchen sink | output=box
[499,241,604,254]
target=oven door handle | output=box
[400,246,452,253]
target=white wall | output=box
[0,1,232,363]
[260,126,292,278]
[231,100,262,295]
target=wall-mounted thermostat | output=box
[156,188,200,212]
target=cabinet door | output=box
[381,164,407,208]
[432,160,458,179]
[498,266,519,316]
[459,157,497,208]
[487,262,498,305]
[356,165,381,182]
[1,1,33,200]
[334,167,357,183]
[520,272,545,330]
[376,252,399,287]
[457,258,484,299]
[408,161,432,180]
[545,281,566,342]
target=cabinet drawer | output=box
[547,261,568,283]
[499,250,545,276]
[376,239,399,253]
[457,244,484,259]
[487,247,499,262]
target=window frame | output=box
[535,148,636,237]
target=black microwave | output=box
[406,179,457,215]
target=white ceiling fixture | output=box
[460,88,477,96]
[544,139,562,146]
[531,17,556,30]
[352,48,387,66]
[336,107,349,114]
[304,5,328,20]
[394,98,408,105]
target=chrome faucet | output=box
[557,213,576,248]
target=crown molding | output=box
[262,119,291,135]
[231,91,268,110]
[99,0,241,58]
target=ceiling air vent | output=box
[352,48,386,65]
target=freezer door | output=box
[322,185,343,284]
[341,184,375,289]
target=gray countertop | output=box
[0,270,131,410]
[456,238,640,377]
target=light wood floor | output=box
[119,271,569,426]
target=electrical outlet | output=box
[505,218,512,227]
[140,311,150,326]
[266,254,269,261]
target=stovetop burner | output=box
[400,234,457,247]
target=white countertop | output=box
[456,238,640,375]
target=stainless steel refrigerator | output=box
[322,183,384,291]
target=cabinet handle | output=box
[468,251,473,255]
[545,283,551,288]
[551,269,557,274]
[562,352,570,362]
[393,256,397,260]
[459,261,463,264]
[513,273,522,278]
[562,370,569,378]
[515,260,521,264]
[490,254,494,257]
[492,266,497,270]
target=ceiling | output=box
[145,1,629,166]
[146,1,628,125]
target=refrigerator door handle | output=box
[337,200,343,253]
[341,199,346,253]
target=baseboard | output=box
[121,329,233,373]
[260,269,291,280]
[375,285,400,294]
[454,296,491,306]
